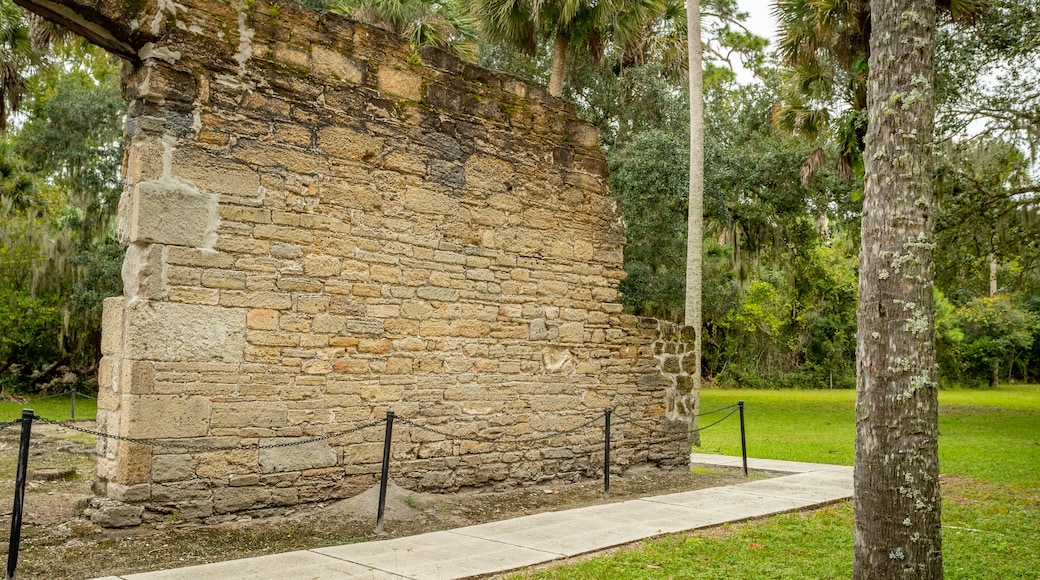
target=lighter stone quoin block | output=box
[128,180,219,248]
[100,297,124,356]
[312,45,363,83]
[122,242,167,300]
[123,301,247,362]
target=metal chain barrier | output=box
[3,399,750,569]
[692,403,740,417]
[620,407,740,444]
[395,412,606,444]
[692,407,740,433]
[0,419,22,432]
[23,405,736,452]
[32,389,96,401]
[610,403,739,429]
[610,407,739,444]
[33,416,387,451]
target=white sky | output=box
[736,0,779,42]
[733,0,779,83]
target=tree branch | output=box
[982,185,1040,207]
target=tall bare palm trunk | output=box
[685,0,703,444]
[990,254,999,386]
[549,31,569,97]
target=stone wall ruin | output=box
[15,0,697,521]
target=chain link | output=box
[395,412,605,444]
[33,390,97,401]
[610,407,738,444]
[33,416,387,451]
[0,419,22,432]
[691,408,739,433]
[610,404,738,430]
[693,403,739,417]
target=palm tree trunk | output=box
[854,0,942,577]
[549,31,570,97]
[685,0,703,445]
[989,253,998,296]
[990,254,999,387]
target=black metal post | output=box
[375,410,395,533]
[7,409,34,580]
[70,390,76,420]
[603,408,611,499]
[738,400,748,477]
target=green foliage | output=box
[936,0,1040,153]
[331,0,479,61]
[467,0,649,61]
[0,35,123,391]
[16,46,124,241]
[608,76,861,389]
[773,0,987,181]
[0,0,44,130]
[63,236,124,366]
[567,57,691,148]
[934,138,1038,301]
[473,0,765,127]
[610,129,688,321]
[0,289,61,381]
[938,296,1038,385]
[932,136,1040,385]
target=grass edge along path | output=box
[515,386,1040,579]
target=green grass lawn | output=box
[521,386,1040,579]
[699,386,1040,486]
[0,391,98,423]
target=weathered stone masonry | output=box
[17,0,697,520]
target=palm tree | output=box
[771,0,870,181]
[635,0,765,83]
[855,0,942,574]
[0,0,45,131]
[470,0,663,97]
[332,0,479,62]
[684,0,703,443]
[773,0,982,182]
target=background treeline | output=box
[1,0,1037,393]
[471,0,1040,389]
[0,11,124,393]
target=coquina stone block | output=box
[258,439,338,473]
[123,301,246,363]
[123,395,211,439]
[126,180,219,248]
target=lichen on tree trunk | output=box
[855,0,943,577]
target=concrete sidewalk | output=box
[92,455,853,580]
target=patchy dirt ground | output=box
[0,423,762,579]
